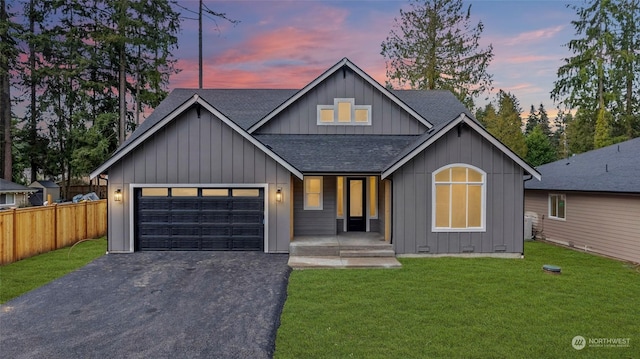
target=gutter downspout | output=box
[522,174,534,258]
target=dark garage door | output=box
[136,187,264,251]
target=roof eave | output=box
[90,94,304,180]
[382,113,542,181]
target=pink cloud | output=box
[504,25,566,46]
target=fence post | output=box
[83,201,88,241]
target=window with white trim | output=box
[432,164,486,231]
[317,98,371,125]
[0,193,15,205]
[548,194,566,220]
[304,176,323,210]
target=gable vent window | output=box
[317,98,371,125]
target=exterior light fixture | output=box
[276,188,283,202]
[114,189,122,202]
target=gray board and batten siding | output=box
[390,123,525,255]
[106,107,292,253]
[254,67,428,135]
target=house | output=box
[29,180,61,205]
[525,138,640,264]
[90,58,540,256]
[0,179,37,209]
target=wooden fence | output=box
[0,200,107,265]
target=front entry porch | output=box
[288,232,401,269]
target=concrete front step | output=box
[288,256,402,269]
[340,249,396,258]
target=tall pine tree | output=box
[381,0,493,109]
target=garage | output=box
[135,187,265,251]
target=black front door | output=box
[347,178,366,231]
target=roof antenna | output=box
[605,164,608,172]
[617,145,620,152]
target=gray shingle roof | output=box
[392,90,474,127]
[113,88,470,162]
[0,178,37,193]
[255,135,418,173]
[525,137,640,193]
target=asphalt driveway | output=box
[0,251,291,359]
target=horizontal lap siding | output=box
[392,126,524,254]
[256,70,426,135]
[525,190,640,263]
[108,108,292,253]
[292,177,337,236]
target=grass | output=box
[0,238,107,304]
[275,241,640,358]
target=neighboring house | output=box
[0,179,37,209]
[29,180,61,205]
[525,138,640,264]
[90,58,540,255]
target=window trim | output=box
[317,98,371,126]
[0,193,16,206]
[431,164,486,232]
[548,193,566,221]
[304,176,323,210]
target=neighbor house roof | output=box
[256,135,418,173]
[0,179,38,193]
[525,137,640,193]
[29,180,60,188]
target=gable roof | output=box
[382,113,542,180]
[30,180,59,188]
[89,94,303,179]
[0,178,37,193]
[525,137,640,193]
[247,58,433,133]
[256,135,417,173]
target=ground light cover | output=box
[275,241,639,358]
[0,238,107,303]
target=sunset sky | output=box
[171,0,579,119]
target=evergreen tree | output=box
[485,90,527,158]
[524,104,539,135]
[537,103,552,137]
[381,0,494,109]
[525,126,557,166]
[551,110,570,159]
[566,108,595,155]
[0,0,19,180]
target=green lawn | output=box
[0,238,107,304]
[275,241,640,358]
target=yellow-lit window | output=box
[336,177,344,217]
[202,189,229,197]
[320,109,334,122]
[369,176,377,218]
[304,176,323,210]
[355,109,369,123]
[141,188,168,197]
[433,165,485,231]
[549,194,566,220]
[172,188,197,197]
[338,101,351,122]
[232,189,260,197]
